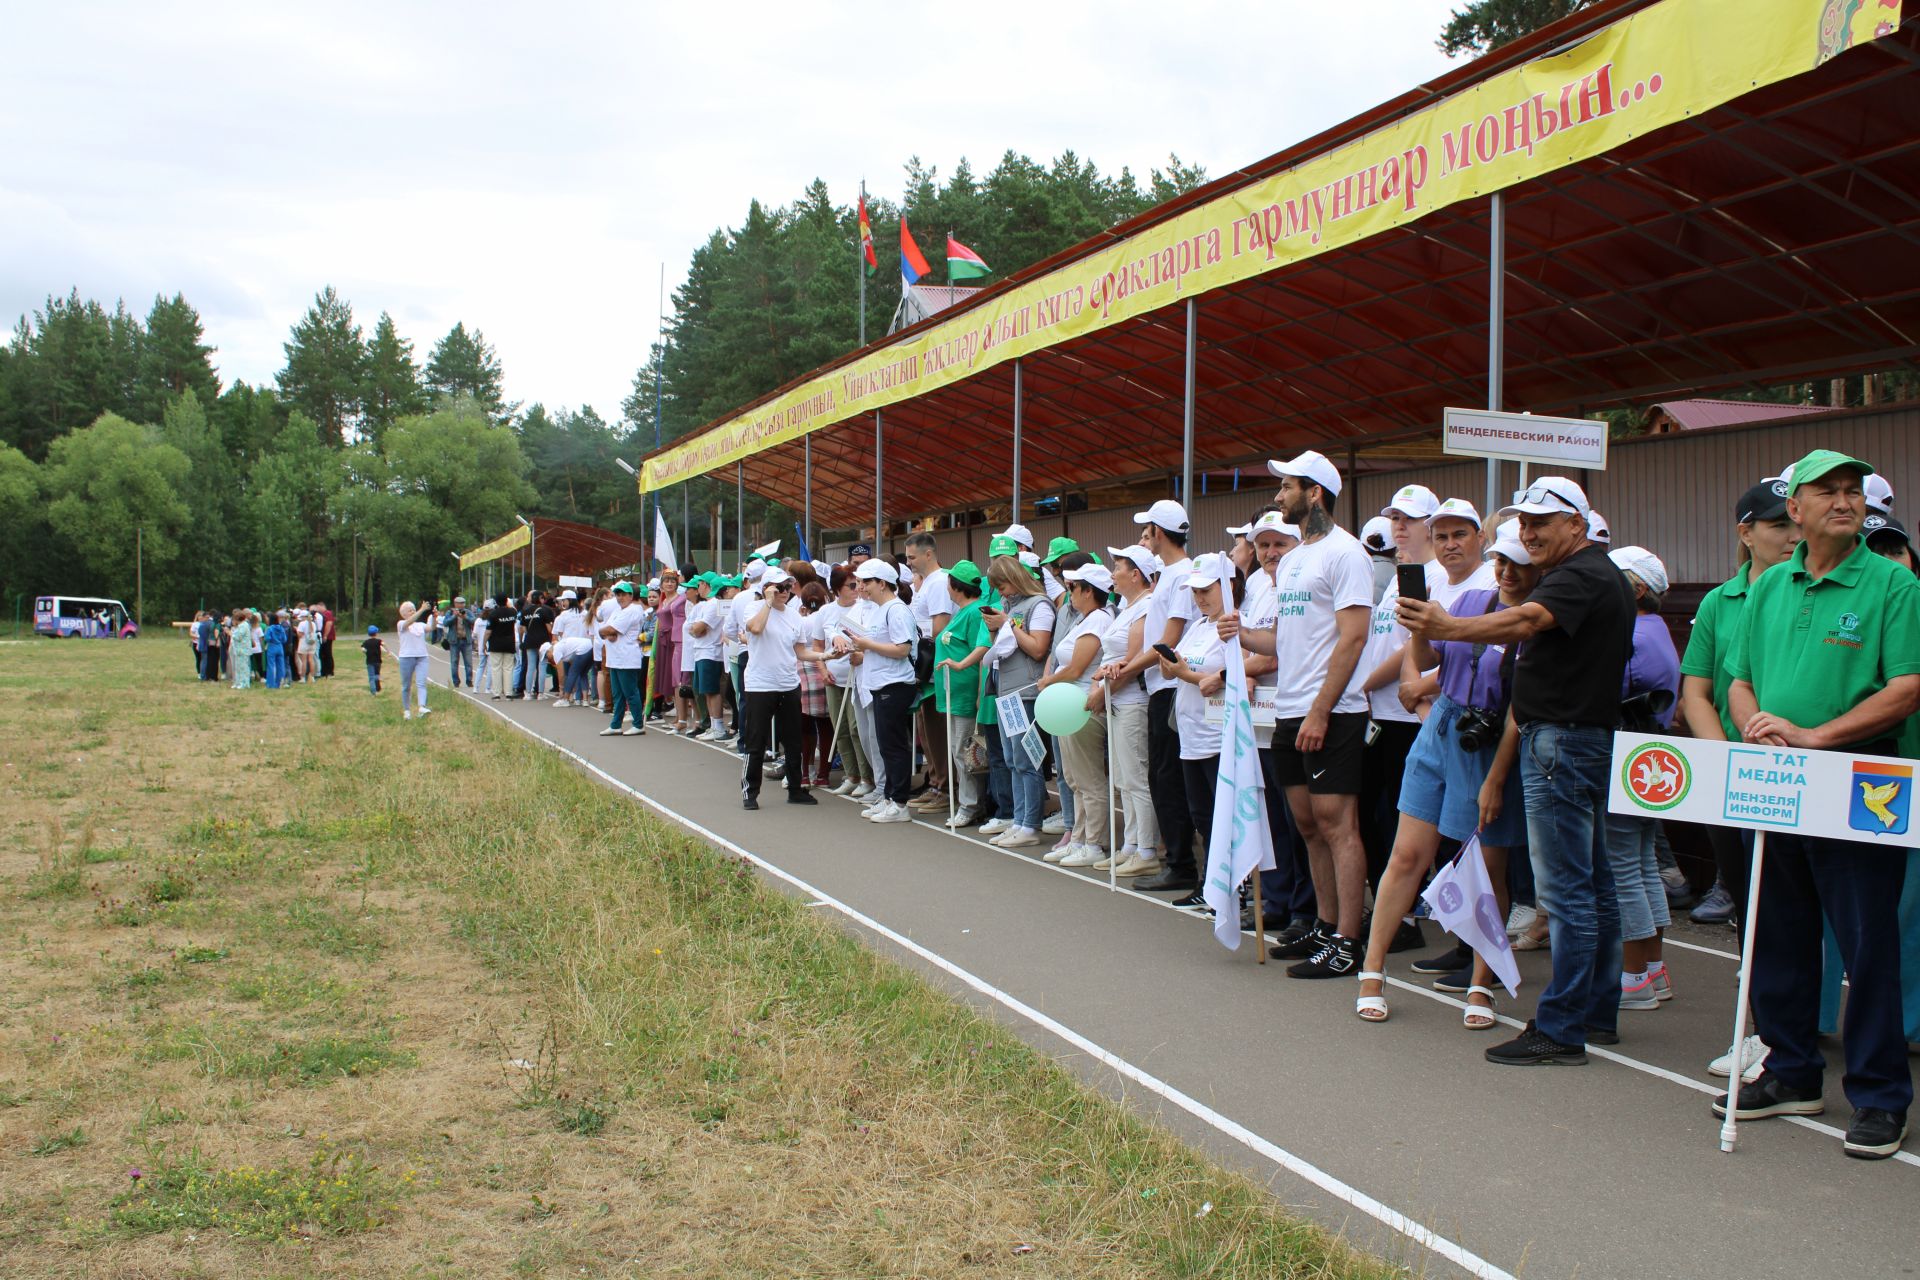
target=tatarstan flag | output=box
[858,192,877,277]
[900,217,933,289]
[946,235,991,282]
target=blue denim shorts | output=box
[1398,695,1526,846]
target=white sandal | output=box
[1463,984,1498,1031]
[1355,971,1389,1023]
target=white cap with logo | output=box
[1381,484,1440,519]
[1178,552,1233,590]
[1428,497,1483,529]
[1131,498,1191,533]
[1251,510,1302,541]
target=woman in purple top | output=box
[1605,546,1684,1011]
[1355,524,1541,1027]
[651,570,684,726]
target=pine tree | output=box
[137,293,220,424]
[1437,0,1592,56]
[362,312,425,448]
[278,286,367,447]
[423,322,506,421]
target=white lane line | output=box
[435,673,1917,1171]
[430,672,1517,1280]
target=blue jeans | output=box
[1520,722,1622,1047]
[265,646,288,688]
[564,653,594,702]
[1004,699,1046,830]
[448,641,473,686]
[398,655,428,710]
[366,663,380,694]
[983,722,1015,821]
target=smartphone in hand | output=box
[1151,642,1180,664]
[1396,563,1428,604]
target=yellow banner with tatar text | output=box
[639,0,1902,494]
[458,523,531,571]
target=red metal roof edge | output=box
[640,0,1661,467]
[1649,398,1852,430]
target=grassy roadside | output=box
[0,636,1399,1278]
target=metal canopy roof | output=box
[710,6,1920,530]
[458,517,644,579]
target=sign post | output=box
[1608,732,1920,1154]
[1442,407,1609,472]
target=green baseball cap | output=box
[988,535,1020,559]
[1040,536,1080,565]
[948,559,983,588]
[1789,448,1874,491]
[612,581,636,594]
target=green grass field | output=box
[0,636,1397,1278]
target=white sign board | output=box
[1443,407,1609,470]
[1205,683,1279,747]
[995,692,1033,739]
[1607,732,1920,848]
[557,574,594,589]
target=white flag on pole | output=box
[654,508,678,574]
[1202,638,1276,949]
[1419,833,1521,996]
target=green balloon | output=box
[1034,681,1091,736]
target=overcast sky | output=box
[5,1,1464,424]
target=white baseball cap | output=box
[1266,449,1343,496]
[1609,545,1668,595]
[1486,519,1532,566]
[1498,476,1592,519]
[1178,552,1234,590]
[742,560,767,581]
[1018,550,1041,570]
[1131,498,1190,534]
[761,566,793,586]
[1360,515,1394,553]
[1062,563,1114,593]
[1865,473,1895,514]
[558,590,578,601]
[1106,544,1159,579]
[1000,523,1035,549]
[1225,522,1253,538]
[853,559,899,584]
[1428,498,1484,529]
[1381,484,1440,519]
[1250,511,1301,541]
[1586,509,1612,544]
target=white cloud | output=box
[1,0,1461,423]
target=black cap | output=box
[1736,478,1791,525]
[1864,512,1910,546]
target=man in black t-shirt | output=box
[1400,476,1635,1067]
[483,597,520,700]
[519,593,556,699]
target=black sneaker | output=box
[1585,1026,1621,1046]
[1286,933,1358,979]
[786,790,818,805]
[741,796,759,811]
[1411,941,1473,974]
[1268,919,1325,961]
[1844,1107,1909,1159]
[1388,919,1426,954]
[1486,1020,1587,1066]
[1710,1072,1825,1120]
[1170,892,1208,910]
[1431,965,1474,994]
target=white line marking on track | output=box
[431,673,1520,1279]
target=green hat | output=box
[1789,448,1874,491]
[948,559,983,588]
[722,576,742,590]
[437,598,451,609]
[1040,536,1080,565]
[988,535,1020,559]
[612,581,636,594]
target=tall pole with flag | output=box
[947,234,991,296]
[857,182,876,347]
[1202,620,1277,954]
[900,216,932,298]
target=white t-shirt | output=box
[1241,564,1282,690]
[855,596,918,690]
[1041,566,1066,605]
[744,598,802,692]
[1050,607,1111,690]
[910,569,953,639]
[591,597,618,660]
[607,602,648,669]
[396,619,430,660]
[1100,595,1151,708]
[1173,617,1226,760]
[1361,561,1442,724]
[725,588,758,662]
[1142,556,1198,695]
[814,598,854,685]
[686,598,726,662]
[552,635,593,664]
[1270,527,1375,719]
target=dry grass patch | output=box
[0,637,1398,1278]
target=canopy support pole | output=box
[804,435,813,562]
[1486,191,1506,517]
[1012,360,1024,523]
[736,462,744,568]
[1181,297,1197,507]
[874,410,884,552]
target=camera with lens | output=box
[1618,689,1675,734]
[1454,705,1504,753]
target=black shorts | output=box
[1272,712,1369,795]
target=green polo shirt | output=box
[1679,567,1753,740]
[1726,537,1920,749]
[935,600,991,717]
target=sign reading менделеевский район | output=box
[1608,731,1920,848]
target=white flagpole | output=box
[1103,677,1116,893]
[1719,832,1768,1153]
[945,666,956,830]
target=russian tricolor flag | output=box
[900,217,933,290]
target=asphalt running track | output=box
[424,658,1916,1279]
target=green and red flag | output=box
[946,234,991,282]
[858,192,877,277]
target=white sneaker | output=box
[417,706,430,715]
[868,801,911,824]
[403,711,413,720]
[1505,903,1539,939]
[1091,854,1117,871]
[598,727,620,736]
[944,807,979,828]
[621,727,642,737]
[830,779,857,796]
[1060,845,1105,868]
[1042,842,1076,863]
[699,726,727,742]
[992,826,1040,848]
[978,817,1011,837]
[1040,813,1068,835]
[849,782,873,799]
[553,698,570,708]
[1708,1034,1770,1084]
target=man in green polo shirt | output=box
[1719,448,1920,1160]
